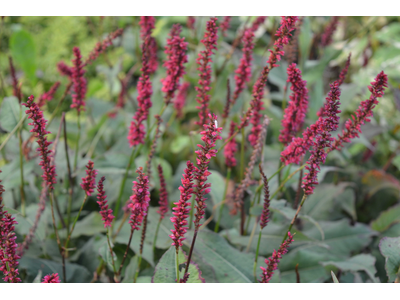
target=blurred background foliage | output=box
[1,16,400,283]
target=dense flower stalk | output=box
[246,16,298,146]
[127,38,153,147]
[250,16,267,32]
[224,121,238,168]
[157,164,169,219]
[279,63,309,145]
[42,273,61,283]
[84,28,124,66]
[195,17,218,127]
[330,71,388,152]
[220,16,231,36]
[187,17,196,31]
[80,160,98,196]
[259,232,294,283]
[302,81,341,195]
[8,57,22,102]
[318,53,351,117]
[174,82,190,119]
[170,161,195,249]
[37,82,61,108]
[259,165,270,230]
[0,171,21,283]
[128,167,151,231]
[96,177,114,228]
[22,95,57,189]
[321,16,339,47]
[161,24,188,104]
[70,47,87,113]
[285,17,303,65]
[193,114,222,229]
[139,16,158,74]
[57,61,73,78]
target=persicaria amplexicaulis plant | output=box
[80,160,98,196]
[128,167,151,231]
[96,177,114,228]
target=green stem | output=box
[175,250,180,283]
[282,194,307,243]
[152,216,162,254]
[214,168,231,232]
[73,114,81,172]
[134,255,142,283]
[253,230,262,282]
[239,128,245,235]
[106,228,118,279]
[18,123,25,217]
[245,185,262,234]
[246,218,257,252]
[64,194,88,252]
[270,164,306,200]
[47,82,73,128]
[188,194,195,230]
[63,115,74,238]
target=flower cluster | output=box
[80,160,98,196]
[157,164,169,219]
[139,16,158,74]
[247,16,298,146]
[96,177,115,228]
[259,165,271,230]
[161,24,188,104]
[220,16,231,36]
[187,16,196,31]
[84,28,124,66]
[330,71,388,152]
[37,82,61,108]
[127,37,153,147]
[8,57,22,102]
[57,61,73,78]
[128,167,151,231]
[1,171,21,283]
[70,47,87,113]
[42,273,61,283]
[174,82,190,119]
[170,161,195,249]
[195,17,218,127]
[279,63,309,145]
[22,95,57,189]
[224,121,238,168]
[250,16,267,32]
[302,81,341,195]
[321,16,339,47]
[259,232,294,283]
[193,114,222,229]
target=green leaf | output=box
[321,254,379,282]
[32,270,43,283]
[379,236,400,282]
[151,247,204,283]
[0,97,21,132]
[98,238,117,273]
[298,17,313,69]
[10,30,37,83]
[170,136,190,154]
[371,204,400,232]
[58,212,107,239]
[331,271,339,283]
[122,256,139,283]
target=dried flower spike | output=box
[195,17,218,127]
[128,167,151,231]
[22,95,57,189]
[42,273,61,283]
[80,160,98,196]
[259,165,271,230]
[157,164,169,219]
[96,177,115,228]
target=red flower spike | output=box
[195,17,218,127]
[128,167,151,231]
[259,232,294,283]
[224,121,238,168]
[187,17,196,31]
[170,161,195,249]
[220,16,231,36]
[321,16,339,47]
[250,17,267,32]
[85,28,123,66]
[57,61,73,78]
[37,82,61,108]
[70,47,87,113]
[42,273,61,283]
[279,63,309,145]
[80,160,98,196]
[259,165,271,230]
[157,164,169,219]
[22,95,57,189]
[96,177,115,228]
[139,16,158,74]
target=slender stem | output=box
[245,185,262,233]
[106,228,117,279]
[282,193,307,243]
[246,218,258,252]
[188,194,195,230]
[253,230,263,282]
[166,110,177,128]
[47,82,73,128]
[49,191,66,283]
[175,249,180,283]
[270,163,306,200]
[64,194,88,253]
[63,115,74,237]
[18,127,25,217]
[152,216,162,254]
[118,228,134,275]
[214,168,231,232]
[134,214,148,282]
[0,115,26,152]
[53,194,66,229]
[112,213,128,241]
[184,230,198,275]
[133,255,142,283]
[240,128,245,236]
[294,164,304,209]
[73,114,81,172]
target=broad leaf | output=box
[371,204,400,232]
[379,236,400,282]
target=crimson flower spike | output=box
[302,81,341,195]
[244,16,298,146]
[259,232,294,283]
[169,161,195,251]
[57,61,73,78]
[139,16,158,74]
[70,47,87,114]
[128,167,151,231]
[80,160,98,196]
[157,164,169,219]
[321,16,339,47]
[22,95,57,189]
[0,170,21,283]
[259,165,271,230]
[220,16,231,36]
[8,56,22,102]
[174,82,190,119]
[127,37,153,147]
[42,273,61,283]
[161,24,188,105]
[279,63,309,145]
[96,177,115,228]
[223,28,255,119]
[250,16,267,32]
[37,81,61,108]
[187,16,196,31]
[224,121,238,168]
[329,71,388,152]
[195,17,218,127]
